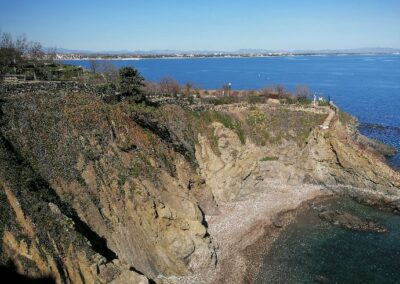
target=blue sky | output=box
[0,0,399,51]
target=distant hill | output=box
[291,47,400,54]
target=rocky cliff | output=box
[0,82,216,283]
[0,82,399,284]
[302,114,400,209]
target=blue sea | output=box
[64,55,400,168]
[256,197,400,284]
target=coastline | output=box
[171,184,332,284]
[57,53,400,61]
[241,195,333,284]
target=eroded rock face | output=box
[194,121,309,204]
[0,84,216,282]
[195,122,263,204]
[194,104,329,205]
[302,119,400,208]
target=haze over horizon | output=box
[1,0,399,52]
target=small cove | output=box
[255,197,400,283]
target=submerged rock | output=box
[357,133,397,157]
[318,210,387,233]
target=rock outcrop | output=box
[195,122,263,204]
[318,209,387,233]
[302,117,400,209]
[0,82,216,283]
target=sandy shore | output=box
[170,181,331,284]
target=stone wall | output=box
[0,81,111,97]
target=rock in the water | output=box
[318,210,387,233]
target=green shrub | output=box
[207,96,237,105]
[247,95,264,104]
[260,156,279,161]
[338,111,355,125]
[318,100,330,106]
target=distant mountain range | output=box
[53,47,400,55]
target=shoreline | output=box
[172,184,332,284]
[241,195,334,284]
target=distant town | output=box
[55,48,400,60]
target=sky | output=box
[0,0,399,51]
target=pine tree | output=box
[119,67,145,102]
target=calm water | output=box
[64,55,400,167]
[256,198,400,284]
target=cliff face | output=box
[0,83,216,283]
[194,104,328,204]
[302,117,400,208]
[1,83,399,284]
[194,104,400,214]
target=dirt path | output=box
[320,108,336,130]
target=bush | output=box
[260,156,279,161]
[119,67,145,102]
[247,95,265,104]
[318,100,330,106]
[207,96,237,105]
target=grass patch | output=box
[130,152,153,178]
[318,100,330,106]
[260,156,279,161]
[245,107,326,146]
[338,111,356,125]
[190,110,246,155]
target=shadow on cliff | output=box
[0,133,118,262]
[0,264,55,284]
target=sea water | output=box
[255,198,400,284]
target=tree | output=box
[101,61,118,82]
[29,41,44,60]
[89,59,99,73]
[159,77,180,95]
[259,86,275,98]
[184,82,193,96]
[119,67,145,102]
[294,85,310,101]
[0,32,57,79]
[275,84,285,98]
[27,41,44,80]
[47,47,57,61]
[143,81,161,95]
[15,35,29,56]
[0,32,21,74]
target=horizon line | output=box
[54,47,400,55]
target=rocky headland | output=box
[0,82,399,283]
